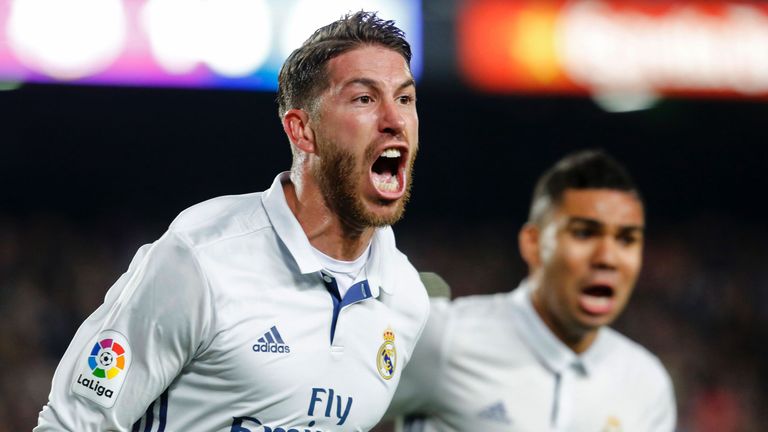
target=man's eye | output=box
[617,233,640,245]
[356,95,372,103]
[398,95,414,104]
[571,227,596,239]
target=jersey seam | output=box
[177,223,274,251]
[107,241,158,326]
[170,231,219,360]
[170,194,273,249]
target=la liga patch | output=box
[71,330,131,407]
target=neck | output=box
[530,280,598,354]
[283,174,374,261]
[557,325,597,354]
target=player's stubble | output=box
[312,138,416,230]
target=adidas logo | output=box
[252,326,291,353]
[477,401,512,425]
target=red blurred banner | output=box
[458,0,768,98]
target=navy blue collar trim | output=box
[322,273,374,344]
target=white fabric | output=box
[388,281,676,432]
[36,172,430,432]
[312,243,371,298]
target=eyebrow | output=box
[341,77,416,93]
[566,217,644,232]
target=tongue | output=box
[578,293,615,315]
[372,171,400,194]
[373,171,394,183]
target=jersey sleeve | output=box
[385,298,453,418]
[35,231,214,431]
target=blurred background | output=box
[1,0,767,430]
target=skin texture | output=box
[281,45,418,261]
[519,189,645,353]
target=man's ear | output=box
[519,223,542,270]
[282,108,316,154]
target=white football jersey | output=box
[36,173,430,432]
[389,281,676,432]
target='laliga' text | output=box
[76,374,114,398]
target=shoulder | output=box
[449,291,515,326]
[417,292,516,358]
[599,329,677,423]
[452,291,513,312]
[168,192,272,247]
[391,254,430,327]
[601,328,672,384]
[376,228,431,349]
[380,227,429,309]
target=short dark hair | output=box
[276,11,412,119]
[528,150,641,223]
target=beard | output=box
[312,138,415,233]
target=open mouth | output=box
[370,147,406,197]
[578,285,616,316]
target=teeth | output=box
[583,296,610,307]
[373,175,400,192]
[380,148,401,158]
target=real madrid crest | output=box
[602,416,622,432]
[377,327,397,380]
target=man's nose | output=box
[591,236,618,270]
[379,99,405,136]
